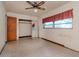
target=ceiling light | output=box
[34,9,38,12]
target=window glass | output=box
[54,18,72,28]
[44,22,53,28]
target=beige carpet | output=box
[0,37,79,57]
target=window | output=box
[42,9,73,29]
[54,18,72,28]
[44,22,53,28]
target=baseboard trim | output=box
[0,41,7,55]
[41,38,64,47]
[64,46,79,53]
[19,35,32,38]
[41,37,79,53]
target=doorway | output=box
[19,19,32,38]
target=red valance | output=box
[62,9,73,19]
[54,13,63,21]
[42,9,73,23]
[54,9,73,21]
[43,16,54,23]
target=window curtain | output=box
[62,9,73,19]
[54,9,73,21]
[42,16,54,23]
[42,9,73,23]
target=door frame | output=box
[19,19,32,38]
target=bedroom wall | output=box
[7,12,38,39]
[32,20,39,37]
[0,2,7,52]
[38,2,79,51]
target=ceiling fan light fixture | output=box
[34,9,38,12]
[26,1,45,12]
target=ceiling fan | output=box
[25,1,45,12]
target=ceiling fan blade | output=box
[26,1,35,6]
[25,7,34,10]
[37,1,45,6]
[37,7,45,10]
[34,2,37,5]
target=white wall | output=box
[19,21,32,37]
[0,2,7,52]
[39,2,79,51]
[7,12,38,39]
[32,20,39,37]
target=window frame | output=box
[43,18,73,29]
[54,18,73,29]
[43,22,54,29]
[43,9,73,29]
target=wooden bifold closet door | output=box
[7,16,17,42]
